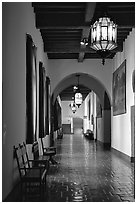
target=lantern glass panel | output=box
[107,43,113,50]
[101,41,108,50]
[75,92,82,105]
[108,24,113,40]
[90,16,117,52]
[96,24,100,41]
[91,26,95,43]
[112,27,117,41]
[101,27,108,40]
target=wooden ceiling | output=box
[59,84,91,101]
[32,2,135,101]
[32,2,135,62]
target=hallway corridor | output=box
[45,133,135,202]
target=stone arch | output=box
[52,72,111,110]
[51,72,111,148]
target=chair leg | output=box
[20,182,23,201]
[40,180,45,201]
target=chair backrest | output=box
[14,145,27,178]
[41,138,45,155]
[19,143,30,169]
[32,141,40,160]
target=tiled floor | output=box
[45,133,135,202]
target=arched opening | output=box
[51,73,111,148]
[73,117,83,134]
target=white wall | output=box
[96,118,104,142]
[83,92,95,134]
[62,101,84,124]
[83,95,89,133]
[2,3,49,200]
[49,28,135,157]
[61,100,84,133]
[2,3,135,200]
[49,59,113,99]
[93,93,97,139]
[112,29,135,157]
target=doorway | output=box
[73,117,83,134]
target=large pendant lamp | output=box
[90,14,117,65]
[74,75,83,108]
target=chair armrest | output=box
[44,147,56,152]
[20,166,47,174]
[29,159,49,168]
[20,167,47,179]
[20,166,44,170]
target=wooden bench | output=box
[14,144,48,201]
[41,138,58,165]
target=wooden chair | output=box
[41,138,58,165]
[32,141,49,171]
[20,142,49,190]
[14,144,47,201]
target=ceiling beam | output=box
[37,25,134,30]
[43,33,81,36]
[34,9,85,14]
[32,3,85,9]
[41,30,81,33]
[44,44,123,53]
[36,25,90,29]
[108,3,135,8]
[78,2,96,62]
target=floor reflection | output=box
[46,133,135,202]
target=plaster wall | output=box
[62,101,84,124]
[83,95,90,132]
[83,93,91,132]
[48,59,113,100]
[96,118,104,142]
[2,3,49,200]
[111,29,135,157]
[104,110,111,144]
[93,93,97,140]
[83,92,96,134]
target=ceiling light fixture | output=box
[73,86,78,91]
[69,102,77,114]
[80,38,88,46]
[90,14,117,65]
[74,74,83,108]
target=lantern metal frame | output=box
[90,16,117,65]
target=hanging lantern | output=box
[91,16,117,65]
[69,102,77,114]
[75,92,83,108]
[74,75,83,108]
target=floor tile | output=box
[45,133,135,202]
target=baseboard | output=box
[131,157,135,163]
[103,143,111,150]
[96,140,135,163]
[111,147,135,163]
[96,140,111,150]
